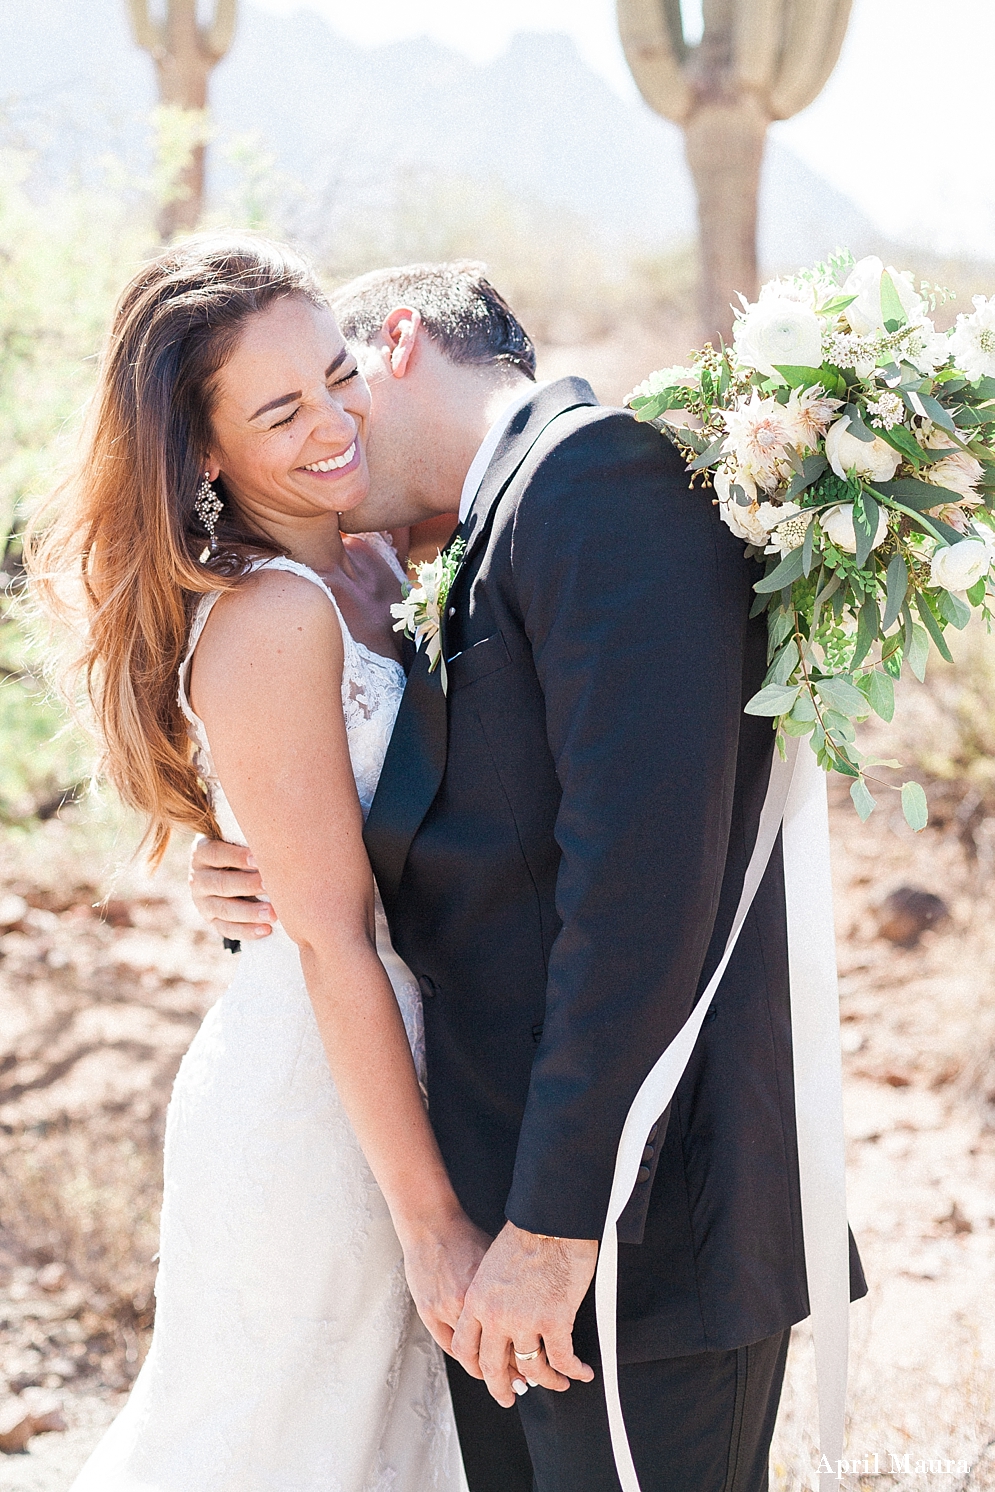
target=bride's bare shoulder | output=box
[190,567,343,719]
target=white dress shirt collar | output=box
[457,381,548,524]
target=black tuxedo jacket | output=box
[365,378,863,1363]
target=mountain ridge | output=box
[0,0,877,270]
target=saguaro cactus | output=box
[617,0,852,341]
[128,0,238,238]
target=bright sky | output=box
[252,0,995,259]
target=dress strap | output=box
[355,531,408,586]
[178,590,225,742]
[177,557,358,740]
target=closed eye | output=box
[268,367,358,427]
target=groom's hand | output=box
[188,836,277,942]
[451,1221,597,1407]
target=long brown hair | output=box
[29,234,329,862]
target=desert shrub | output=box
[0,150,155,826]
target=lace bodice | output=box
[178,534,408,840]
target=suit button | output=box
[641,1145,654,1164]
[417,975,438,999]
[636,1166,651,1184]
[648,1122,659,1142]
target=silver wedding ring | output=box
[513,1346,542,1362]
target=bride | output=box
[31,234,484,1490]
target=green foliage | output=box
[628,250,995,831]
[0,152,152,826]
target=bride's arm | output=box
[190,569,488,1347]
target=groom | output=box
[191,263,865,1491]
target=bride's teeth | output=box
[304,441,356,473]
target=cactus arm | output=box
[616,0,694,124]
[768,0,852,120]
[661,0,689,64]
[126,0,166,57]
[201,0,238,63]
[732,0,784,99]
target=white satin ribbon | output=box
[595,735,849,1492]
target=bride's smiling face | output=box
[207,296,372,528]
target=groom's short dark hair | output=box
[331,262,536,380]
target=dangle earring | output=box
[194,471,223,558]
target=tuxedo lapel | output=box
[364,376,599,918]
[455,377,598,576]
[363,645,447,917]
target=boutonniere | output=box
[391,538,466,694]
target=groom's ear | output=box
[381,307,423,379]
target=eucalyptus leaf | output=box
[852,492,881,569]
[877,424,922,467]
[688,436,727,472]
[968,577,988,605]
[789,691,817,723]
[823,709,857,744]
[882,552,909,632]
[872,477,965,512]
[938,588,972,630]
[842,403,877,443]
[908,623,930,682]
[955,403,995,429]
[801,516,816,577]
[852,596,880,669]
[901,780,929,832]
[866,669,895,722]
[772,364,825,389]
[914,591,954,661]
[766,639,800,687]
[753,546,806,593]
[817,675,871,716]
[785,452,829,501]
[744,683,802,717]
[767,607,794,655]
[850,777,877,822]
[915,392,958,433]
[819,293,858,316]
[629,395,669,422]
[879,270,909,331]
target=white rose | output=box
[733,300,823,381]
[843,256,924,335]
[713,467,768,546]
[929,539,989,592]
[821,503,889,555]
[825,415,902,483]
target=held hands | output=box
[189,836,278,942]
[189,842,598,1408]
[451,1220,598,1407]
[399,1211,493,1356]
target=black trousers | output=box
[445,1328,790,1492]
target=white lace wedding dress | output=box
[70,541,467,1492]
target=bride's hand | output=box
[398,1211,492,1355]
